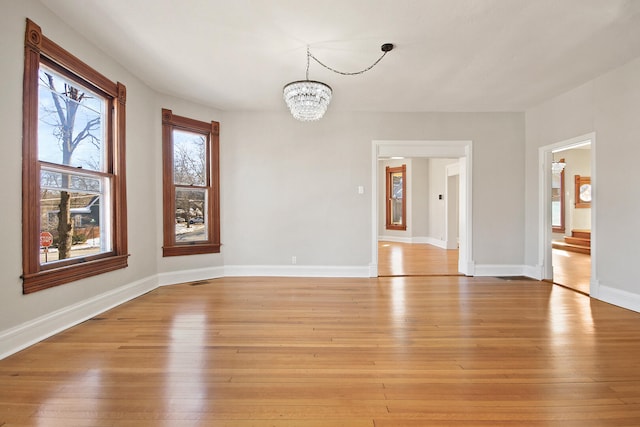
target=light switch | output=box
[358,185,365,194]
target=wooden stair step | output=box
[564,236,590,247]
[552,241,591,255]
[572,229,591,239]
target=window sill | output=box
[386,225,407,231]
[163,244,221,257]
[22,254,129,294]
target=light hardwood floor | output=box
[553,248,591,295]
[2,276,640,426]
[378,241,460,276]
[379,241,590,296]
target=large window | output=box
[162,109,220,256]
[385,165,407,231]
[22,19,128,293]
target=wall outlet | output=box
[291,256,297,265]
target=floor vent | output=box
[188,280,210,286]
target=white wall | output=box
[222,112,525,268]
[525,55,640,309]
[446,171,460,249]
[428,158,458,242]
[411,159,429,239]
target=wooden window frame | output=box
[22,19,128,294]
[161,109,220,257]
[385,164,407,231]
[574,175,591,209]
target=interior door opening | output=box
[539,134,594,295]
[551,143,592,294]
[371,141,473,278]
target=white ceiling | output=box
[39,0,640,114]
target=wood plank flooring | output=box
[378,241,459,276]
[3,276,640,426]
[553,248,591,295]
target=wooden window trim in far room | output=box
[161,108,220,257]
[21,19,128,294]
[385,164,407,231]
[575,175,591,209]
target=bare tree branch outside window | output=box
[39,69,103,260]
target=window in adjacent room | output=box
[22,19,128,294]
[574,175,591,209]
[161,109,220,256]
[385,164,407,230]
[551,158,565,233]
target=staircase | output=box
[553,229,591,254]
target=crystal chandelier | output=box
[283,44,394,121]
[283,79,332,121]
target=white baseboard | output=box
[523,264,544,280]
[589,278,600,299]
[473,264,527,277]
[410,236,430,244]
[0,275,157,360]
[157,266,224,287]
[378,235,412,243]
[594,281,640,313]
[379,236,447,248]
[422,237,447,248]
[368,263,378,278]
[224,265,370,278]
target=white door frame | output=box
[537,132,597,295]
[445,163,460,250]
[370,140,473,277]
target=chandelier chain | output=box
[306,46,389,77]
[285,43,393,121]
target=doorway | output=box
[376,159,460,276]
[539,133,595,295]
[370,140,473,277]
